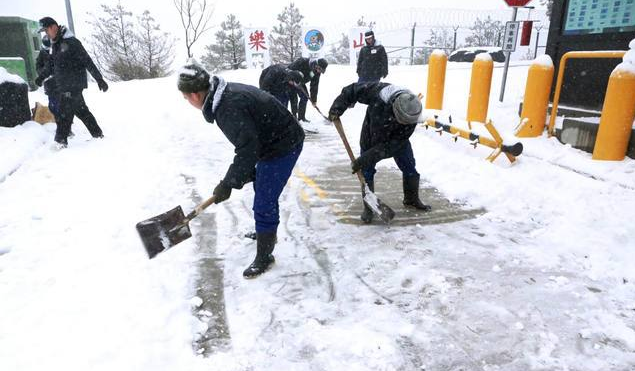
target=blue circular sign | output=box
[304,29,324,52]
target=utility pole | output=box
[410,22,416,65]
[65,0,76,34]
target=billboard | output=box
[244,28,271,69]
[563,0,635,35]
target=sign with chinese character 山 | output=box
[244,28,271,69]
[348,27,367,66]
[504,0,532,6]
[302,27,326,58]
[502,21,520,52]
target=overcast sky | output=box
[2,0,545,62]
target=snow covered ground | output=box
[1,61,634,371]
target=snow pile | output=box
[0,121,52,182]
[0,66,26,85]
[617,38,635,74]
[475,52,493,62]
[533,54,554,68]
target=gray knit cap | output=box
[177,61,210,93]
[392,92,422,125]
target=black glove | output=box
[213,181,232,204]
[35,76,44,87]
[97,79,109,92]
[328,112,339,122]
[351,158,363,174]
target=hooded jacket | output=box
[329,82,416,166]
[50,26,104,93]
[203,76,305,189]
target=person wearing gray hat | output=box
[178,60,305,278]
[328,82,430,223]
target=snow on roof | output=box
[533,54,553,68]
[0,67,26,85]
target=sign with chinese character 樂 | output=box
[349,27,367,66]
[502,21,520,52]
[302,27,326,58]
[244,28,271,69]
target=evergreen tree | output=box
[270,3,304,63]
[137,10,175,78]
[202,14,245,71]
[88,2,143,81]
[326,33,349,65]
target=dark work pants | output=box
[362,141,419,184]
[55,91,103,144]
[252,143,303,233]
[289,88,309,120]
[271,91,289,109]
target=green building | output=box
[0,17,41,90]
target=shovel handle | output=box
[184,195,217,222]
[332,118,367,186]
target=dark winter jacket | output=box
[202,76,305,189]
[357,42,388,80]
[258,64,300,96]
[287,57,321,103]
[35,49,57,95]
[50,26,104,93]
[329,82,416,167]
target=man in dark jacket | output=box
[288,57,328,122]
[328,82,431,223]
[35,35,59,117]
[259,63,304,108]
[178,61,305,278]
[38,17,108,148]
[356,30,388,83]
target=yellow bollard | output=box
[516,56,554,137]
[425,50,447,110]
[467,53,494,124]
[592,65,635,161]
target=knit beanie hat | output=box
[177,60,211,93]
[392,92,422,125]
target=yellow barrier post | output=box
[516,55,554,137]
[592,63,635,161]
[466,53,494,126]
[425,50,447,110]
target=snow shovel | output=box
[136,195,216,259]
[332,118,395,224]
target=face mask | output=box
[309,71,315,78]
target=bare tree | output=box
[270,3,304,63]
[465,16,505,47]
[137,10,175,78]
[173,0,215,58]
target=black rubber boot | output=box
[361,180,374,224]
[403,174,431,211]
[243,232,276,279]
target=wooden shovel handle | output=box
[332,118,367,186]
[184,195,217,221]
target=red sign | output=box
[248,30,267,51]
[504,0,532,6]
[520,21,533,46]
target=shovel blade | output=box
[363,188,396,224]
[136,205,193,259]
